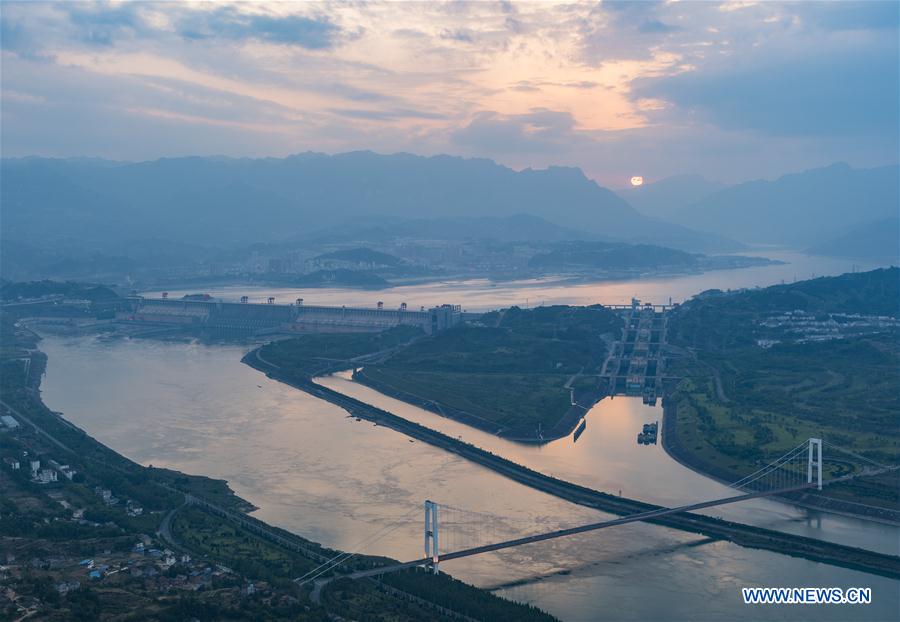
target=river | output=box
[143,250,876,311]
[39,253,898,621]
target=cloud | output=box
[451,109,581,154]
[1,1,898,186]
[440,28,476,43]
[638,19,680,34]
[632,39,899,137]
[799,1,900,32]
[65,2,149,46]
[176,7,341,49]
[0,14,44,59]
[329,108,447,121]
[510,82,541,93]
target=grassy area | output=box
[363,368,571,430]
[669,337,900,509]
[363,305,620,434]
[171,505,319,590]
[321,577,449,622]
[259,325,423,376]
[383,569,556,622]
[667,269,900,511]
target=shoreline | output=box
[660,396,900,526]
[4,338,561,621]
[243,346,900,580]
[134,257,780,302]
[352,367,605,443]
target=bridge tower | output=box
[424,500,439,574]
[807,438,823,490]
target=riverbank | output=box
[244,347,900,579]
[352,367,606,443]
[659,268,900,524]
[662,397,900,525]
[135,256,780,302]
[1,324,560,621]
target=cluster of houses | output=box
[75,541,233,593]
[91,485,143,516]
[1,452,77,485]
[756,310,900,347]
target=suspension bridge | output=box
[296,438,900,589]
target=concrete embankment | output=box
[353,368,606,444]
[352,368,507,436]
[244,349,900,580]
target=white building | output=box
[37,469,58,484]
[0,415,19,430]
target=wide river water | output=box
[41,251,898,621]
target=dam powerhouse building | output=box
[118,296,466,336]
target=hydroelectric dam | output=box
[118,296,472,336]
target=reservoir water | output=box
[144,250,878,311]
[40,254,898,621]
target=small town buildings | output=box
[56,581,80,595]
[126,501,143,516]
[36,468,58,484]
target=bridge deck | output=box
[346,483,815,580]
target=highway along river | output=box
[40,256,898,622]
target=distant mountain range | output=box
[0,153,734,256]
[615,174,726,220]
[671,163,898,247]
[807,217,899,261]
[302,214,585,244]
[2,155,896,280]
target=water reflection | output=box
[317,372,899,554]
[142,251,879,312]
[38,335,899,622]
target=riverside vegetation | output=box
[0,305,557,621]
[354,305,621,438]
[665,268,900,515]
[259,305,622,438]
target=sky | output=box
[1,1,898,186]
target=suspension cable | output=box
[729,440,809,489]
[295,506,419,585]
[822,440,889,470]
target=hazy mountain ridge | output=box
[616,174,726,219]
[807,217,900,261]
[673,163,899,246]
[300,214,587,244]
[1,152,735,254]
[2,152,631,242]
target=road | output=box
[1,399,74,455]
